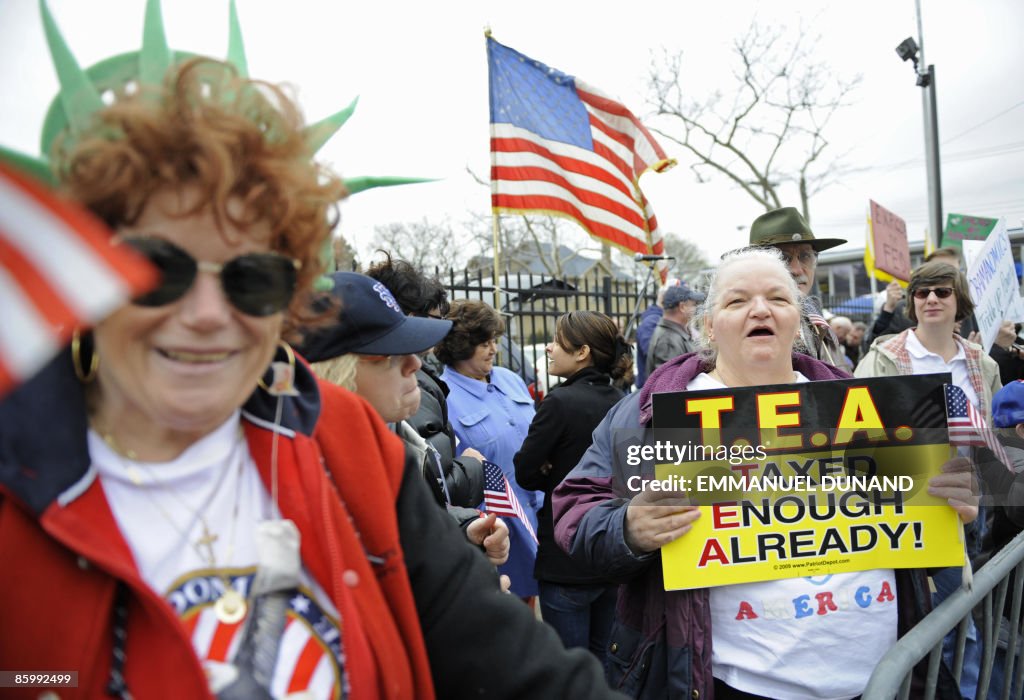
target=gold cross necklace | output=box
[97,424,249,625]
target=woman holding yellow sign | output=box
[553,248,975,700]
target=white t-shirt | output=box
[905,329,978,409]
[689,372,898,700]
[90,412,345,699]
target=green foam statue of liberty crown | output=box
[0,0,430,287]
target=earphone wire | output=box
[271,395,283,517]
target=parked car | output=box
[522,343,553,398]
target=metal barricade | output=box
[864,530,1024,699]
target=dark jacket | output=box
[407,366,485,509]
[990,343,1024,385]
[635,305,663,388]
[553,352,959,700]
[0,348,627,700]
[514,366,624,584]
[868,301,914,346]
[646,318,696,376]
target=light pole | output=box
[896,31,943,251]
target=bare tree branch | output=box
[647,20,861,222]
[661,232,712,283]
[372,217,467,272]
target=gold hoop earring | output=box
[71,329,98,383]
[258,340,298,395]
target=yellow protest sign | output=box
[649,374,965,591]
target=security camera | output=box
[895,37,919,64]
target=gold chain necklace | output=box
[97,425,249,625]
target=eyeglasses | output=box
[912,286,954,300]
[779,250,818,266]
[120,237,301,317]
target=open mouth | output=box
[159,349,233,363]
[747,327,775,337]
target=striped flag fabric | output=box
[177,576,345,699]
[802,296,839,341]
[945,383,1011,469]
[483,459,538,543]
[487,36,675,263]
[0,161,156,398]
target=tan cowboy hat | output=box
[749,207,846,252]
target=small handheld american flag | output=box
[945,383,1011,469]
[0,162,157,398]
[802,297,840,344]
[482,459,538,543]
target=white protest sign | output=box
[965,219,1024,351]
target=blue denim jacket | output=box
[441,365,543,597]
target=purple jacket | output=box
[552,352,954,699]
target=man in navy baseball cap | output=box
[647,284,704,375]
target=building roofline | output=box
[818,226,1024,265]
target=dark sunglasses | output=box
[912,286,954,300]
[120,237,301,317]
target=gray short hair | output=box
[694,247,802,366]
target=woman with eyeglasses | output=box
[0,56,623,699]
[436,299,542,599]
[855,262,1000,416]
[855,260,1000,698]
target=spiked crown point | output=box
[39,0,104,137]
[139,0,172,86]
[304,97,360,154]
[227,0,249,77]
[2,1,432,202]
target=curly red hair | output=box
[54,58,346,337]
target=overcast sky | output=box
[1,0,1021,267]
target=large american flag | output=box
[483,459,538,543]
[0,162,156,397]
[487,36,674,263]
[945,383,1011,468]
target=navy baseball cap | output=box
[993,380,1024,429]
[297,272,452,362]
[663,284,705,309]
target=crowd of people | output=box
[3,13,1023,700]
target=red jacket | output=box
[0,362,433,699]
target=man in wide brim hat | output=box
[749,206,846,366]
[749,206,846,253]
[750,207,845,298]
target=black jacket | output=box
[407,367,485,509]
[868,301,914,346]
[514,366,624,583]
